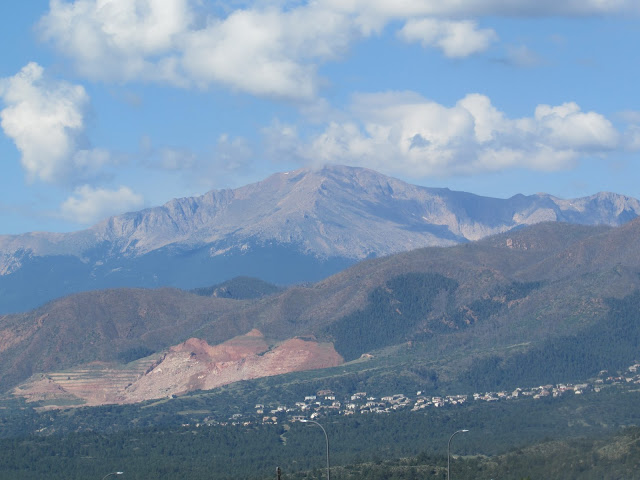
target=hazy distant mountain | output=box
[1,165,638,313]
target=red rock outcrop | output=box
[13,330,343,408]
[122,331,342,403]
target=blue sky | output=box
[1,0,639,235]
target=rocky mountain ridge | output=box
[0,165,639,313]
[2,165,638,260]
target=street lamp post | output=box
[301,419,330,480]
[101,472,124,480]
[447,429,468,480]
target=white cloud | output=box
[180,9,320,98]
[39,0,190,85]
[0,62,111,184]
[60,185,144,224]
[267,92,623,177]
[39,0,356,99]
[399,19,497,57]
[534,102,619,151]
[39,0,637,100]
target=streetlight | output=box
[447,429,468,480]
[300,419,330,480]
[101,472,123,480]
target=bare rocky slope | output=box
[1,165,639,313]
[14,330,342,408]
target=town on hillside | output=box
[187,363,640,428]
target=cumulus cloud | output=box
[60,185,144,224]
[398,19,497,57]
[0,62,111,184]
[533,102,619,151]
[266,92,622,177]
[181,9,314,98]
[39,0,356,99]
[38,0,637,100]
[39,0,190,85]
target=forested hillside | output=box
[3,218,640,405]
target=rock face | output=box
[125,331,342,403]
[13,330,344,408]
[1,165,639,313]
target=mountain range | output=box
[1,165,639,313]
[4,214,640,407]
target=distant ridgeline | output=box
[1,165,639,313]
[189,276,283,300]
